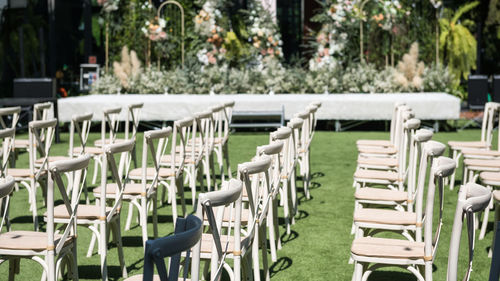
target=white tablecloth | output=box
[57,93,460,122]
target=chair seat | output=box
[480,172,500,182]
[357,146,397,155]
[357,157,399,167]
[35,156,71,164]
[6,168,46,178]
[0,230,73,251]
[355,188,408,202]
[356,139,392,147]
[48,204,114,220]
[354,170,400,182]
[13,139,29,149]
[448,140,488,150]
[351,236,424,259]
[94,138,127,147]
[160,154,196,165]
[73,146,103,155]
[494,190,500,201]
[354,209,417,225]
[124,275,162,281]
[93,183,144,196]
[200,233,250,254]
[129,167,176,179]
[204,208,251,225]
[464,159,500,168]
[462,148,500,157]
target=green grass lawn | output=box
[0,129,496,280]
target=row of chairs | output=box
[447,101,500,254]
[350,102,492,280]
[0,99,320,281]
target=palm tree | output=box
[439,1,479,85]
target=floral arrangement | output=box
[98,0,120,13]
[393,42,425,90]
[246,1,283,63]
[309,0,358,71]
[371,0,409,31]
[194,0,227,66]
[142,16,167,41]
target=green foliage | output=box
[439,1,479,84]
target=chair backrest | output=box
[29,119,57,178]
[0,128,15,177]
[33,102,53,122]
[398,117,420,188]
[238,156,272,239]
[480,102,499,146]
[294,110,311,152]
[165,117,194,175]
[100,139,135,223]
[415,141,446,242]
[0,106,21,130]
[447,182,491,281]
[125,103,143,140]
[270,127,293,178]
[143,215,203,281]
[388,102,406,144]
[256,141,284,197]
[212,104,230,145]
[142,128,172,198]
[423,156,456,263]
[100,106,122,145]
[287,117,303,165]
[305,105,318,140]
[0,177,15,233]
[192,178,243,281]
[46,155,91,255]
[406,128,433,212]
[223,101,235,123]
[194,110,214,162]
[69,112,93,157]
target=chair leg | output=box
[273,198,282,250]
[267,203,278,263]
[480,196,493,240]
[223,143,232,179]
[170,179,178,225]
[177,176,186,217]
[113,218,127,278]
[449,150,459,191]
[152,193,158,239]
[252,230,261,281]
[125,202,134,231]
[72,242,79,280]
[210,152,217,190]
[99,221,107,281]
[140,197,148,247]
[290,169,297,225]
[259,224,270,281]
[31,178,39,231]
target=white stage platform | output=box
[57,93,460,122]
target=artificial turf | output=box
[0,128,496,280]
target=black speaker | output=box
[468,75,489,109]
[13,78,55,98]
[493,75,500,103]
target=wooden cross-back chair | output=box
[1,154,90,281]
[7,119,57,230]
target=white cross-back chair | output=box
[7,119,57,230]
[448,102,500,190]
[191,178,246,281]
[350,156,456,281]
[13,102,53,154]
[353,114,418,193]
[352,140,446,243]
[0,107,21,168]
[478,171,500,257]
[294,110,313,200]
[60,140,134,280]
[286,118,303,224]
[270,126,294,235]
[447,182,491,281]
[103,127,172,247]
[155,117,194,221]
[255,141,284,263]
[1,154,91,281]
[212,104,232,184]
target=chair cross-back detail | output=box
[0,154,90,281]
[212,104,232,184]
[7,119,57,230]
[350,156,456,281]
[192,178,245,281]
[119,127,172,247]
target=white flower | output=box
[159,18,166,28]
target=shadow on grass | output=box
[78,265,127,280]
[280,230,299,246]
[311,172,325,179]
[295,210,309,221]
[270,257,293,278]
